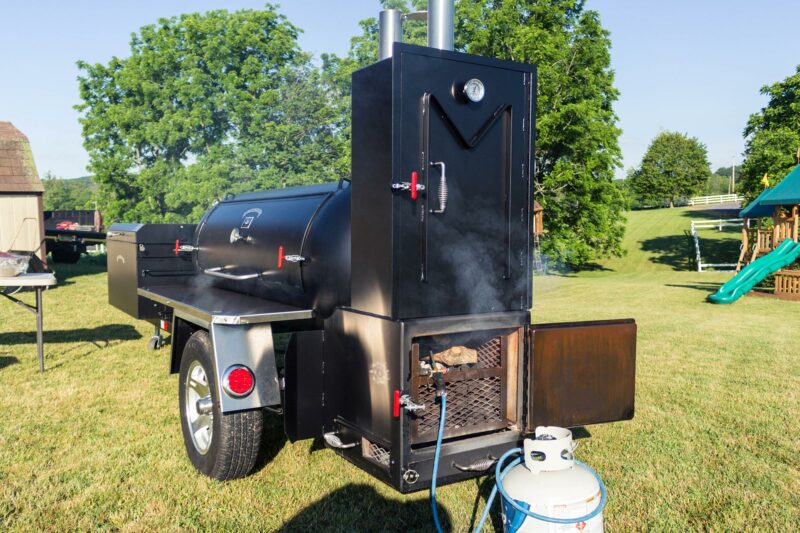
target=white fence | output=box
[690,218,745,272]
[686,194,745,206]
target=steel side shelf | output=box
[138,285,313,328]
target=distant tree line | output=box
[76,0,626,268]
[43,173,97,211]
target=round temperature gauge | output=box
[463,78,485,102]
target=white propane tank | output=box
[500,426,604,533]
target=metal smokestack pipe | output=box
[379,9,403,60]
[427,0,454,51]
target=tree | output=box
[77,7,347,223]
[42,173,97,211]
[323,0,625,267]
[629,132,711,207]
[741,66,800,200]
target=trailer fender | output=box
[209,322,281,413]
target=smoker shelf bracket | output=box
[323,432,359,449]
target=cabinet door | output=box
[528,319,636,429]
[395,50,533,318]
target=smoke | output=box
[434,184,530,316]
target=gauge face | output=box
[463,78,485,103]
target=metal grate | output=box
[415,376,503,436]
[475,336,502,368]
[363,439,391,468]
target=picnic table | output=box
[0,273,57,372]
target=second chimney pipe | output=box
[428,0,454,52]
[379,9,402,61]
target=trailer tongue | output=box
[106,0,636,502]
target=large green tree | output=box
[323,0,626,267]
[77,6,347,223]
[629,132,711,207]
[741,66,800,199]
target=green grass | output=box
[2,208,800,531]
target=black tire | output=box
[51,250,81,263]
[178,330,263,480]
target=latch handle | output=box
[430,161,447,214]
[391,170,426,199]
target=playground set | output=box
[709,165,800,303]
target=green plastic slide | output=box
[708,238,800,304]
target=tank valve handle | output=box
[399,394,426,412]
[430,161,448,214]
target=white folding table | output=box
[0,273,57,372]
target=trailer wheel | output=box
[51,250,81,264]
[178,330,263,480]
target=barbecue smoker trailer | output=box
[107,7,636,493]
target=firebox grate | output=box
[476,336,502,368]
[415,376,503,437]
[410,332,510,444]
[363,439,391,468]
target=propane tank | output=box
[500,427,604,533]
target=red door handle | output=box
[410,171,419,200]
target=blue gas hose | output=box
[431,393,447,533]
[473,447,607,532]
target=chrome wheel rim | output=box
[185,360,213,455]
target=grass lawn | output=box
[2,206,799,531]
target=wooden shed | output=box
[533,200,544,236]
[0,122,45,261]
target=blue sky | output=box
[0,0,798,179]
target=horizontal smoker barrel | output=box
[193,181,351,317]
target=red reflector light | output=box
[159,319,170,331]
[410,171,419,200]
[223,365,255,397]
[277,245,284,269]
[393,389,401,417]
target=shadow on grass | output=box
[665,283,722,295]
[253,412,288,474]
[640,232,695,270]
[278,483,454,532]
[0,324,141,346]
[641,232,741,271]
[0,356,19,369]
[49,253,107,287]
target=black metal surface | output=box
[351,43,535,319]
[284,331,325,442]
[107,223,196,319]
[322,307,527,491]
[193,181,350,317]
[137,285,313,326]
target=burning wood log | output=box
[431,345,478,366]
